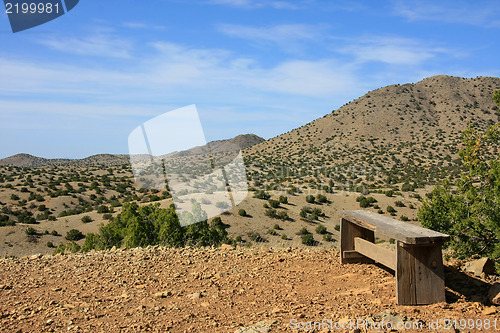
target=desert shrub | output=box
[265,208,278,219]
[311,208,324,218]
[268,199,280,208]
[53,241,81,255]
[305,195,315,204]
[377,209,384,214]
[51,230,59,236]
[395,200,405,207]
[301,234,316,246]
[248,232,265,242]
[81,215,93,223]
[65,229,84,241]
[0,215,14,227]
[315,225,327,234]
[277,211,289,221]
[316,194,327,203]
[238,209,247,217]
[215,201,230,210]
[323,234,332,241]
[386,205,396,213]
[281,234,288,240]
[253,190,270,200]
[273,224,281,230]
[46,241,54,248]
[400,215,409,221]
[25,227,37,236]
[102,213,113,220]
[278,195,288,204]
[297,227,310,235]
[97,205,110,213]
[267,229,278,236]
[334,225,340,231]
[359,197,370,208]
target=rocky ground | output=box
[0,246,498,332]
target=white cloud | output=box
[122,22,166,30]
[207,0,300,9]
[38,34,133,58]
[218,23,328,54]
[218,23,326,43]
[338,36,453,66]
[394,0,500,27]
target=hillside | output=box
[244,75,500,190]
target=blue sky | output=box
[0,0,499,159]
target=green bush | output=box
[305,195,315,204]
[81,215,93,223]
[273,224,281,230]
[395,200,405,207]
[386,205,396,213]
[97,205,110,213]
[297,227,310,235]
[400,215,409,221]
[316,194,327,203]
[268,199,280,208]
[278,196,288,204]
[334,225,340,231]
[315,225,327,234]
[281,234,288,240]
[267,229,278,236]
[238,209,247,217]
[248,232,265,242]
[25,227,37,236]
[65,229,84,241]
[46,241,54,248]
[301,234,316,246]
[323,234,332,242]
[53,241,81,255]
[253,190,270,200]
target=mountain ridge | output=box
[0,134,265,168]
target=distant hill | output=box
[168,133,265,157]
[0,134,265,168]
[244,75,500,185]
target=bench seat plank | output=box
[342,210,450,244]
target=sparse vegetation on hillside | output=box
[419,91,500,263]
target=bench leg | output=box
[340,218,375,265]
[396,242,446,305]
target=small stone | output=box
[483,307,497,315]
[153,291,172,298]
[219,244,235,250]
[187,292,202,300]
[46,319,54,325]
[464,258,496,276]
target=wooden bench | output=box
[340,210,450,305]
